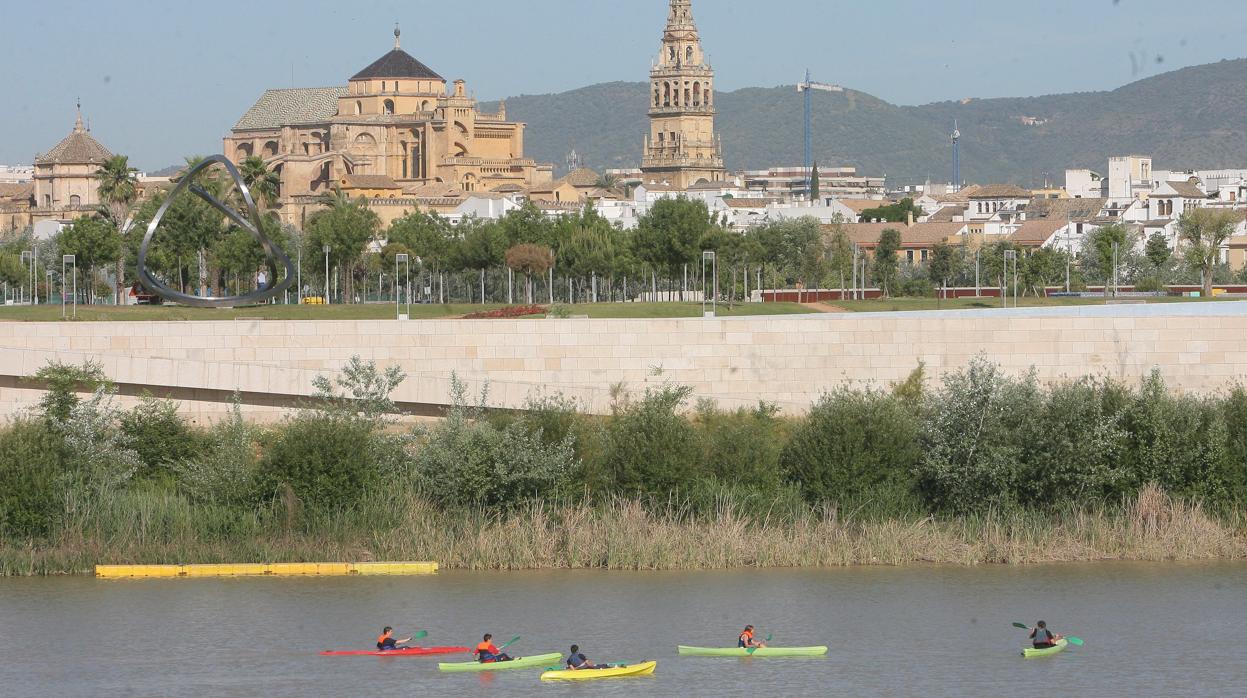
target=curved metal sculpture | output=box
[134,155,294,307]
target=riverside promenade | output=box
[2,302,1245,421]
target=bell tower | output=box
[640,0,726,189]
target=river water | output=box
[2,562,1243,697]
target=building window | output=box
[921,249,929,262]
[906,250,915,264]
[355,100,362,115]
[69,194,81,207]
[381,81,386,92]
[394,81,399,92]
[383,99,395,115]
[686,46,693,63]
[43,194,51,207]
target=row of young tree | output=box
[3,152,1242,304]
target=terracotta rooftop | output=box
[351,49,443,81]
[1158,180,1208,199]
[341,174,400,189]
[724,198,775,209]
[233,87,347,131]
[836,198,885,213]
[968,184,1032,199]
[927,204,967,222]
[1008,219,1067,246]
[823,221,968,248]
[563,168,602,187]
[1026,197,1106,221]
[36,114,113,165]
[0,182,33,200]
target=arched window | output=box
[235,142,253,160]
[383,99,395,115]
[354,133,377,147]
[355,100,362,115]
[684,85,691,105]
[381,81,387,92]
[686,46,693,64]
[669,46,675,62]
[394,81,399,92]
[705,87,712,105]
[663,83,670,107]
[654,86,660,107]
[263,140,279,157]
[69,194,81,207]
[421,100,430,112]
[693,82,701,106]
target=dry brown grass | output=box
[3,487,1244,575]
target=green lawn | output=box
[826,295,1236,313]
[0,296,1235,322]
[0,301,816,322]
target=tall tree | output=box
[505,243,554,304]
[809,162,821,201]
[874,228,902,296]
[1145,232,1172,270]
[825,215,854,294]
[239,155,280,210]
[97,155,138,304]
[928,241,958,300]
[1082,224,1133,294]
[1177,208,1238,297]
[58,217,121,304]
[307,194,380,302]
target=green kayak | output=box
[438,652,562,673]
[677,645,828,658]
[1022,639,1068,659]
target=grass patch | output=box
[828,296,1233,313]
[0,302,816,322]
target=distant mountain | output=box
[484,58,1247,185]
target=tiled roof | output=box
[1008,219,1066,246]
[351,49,443,81]
[836,198,884,213]
[927,204,967,222]
[233,87,347,131]
[968,184,1031,199]
[1026,197,1106,221]
[36,119,113,165]
[936,184,982,202]
[1160,180,1207,199]
[724,198,774,209]
[0,182,33,200]
[823,221,968,247]
[491,183,524,193]
[341,174,400,189]
[563,168,602,187]
[532,200,583,211]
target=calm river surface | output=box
[2,562,1244,697]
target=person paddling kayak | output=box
[738,625,767,649]
[565,644,609,671]
[1029,621,1063,649]
[475,634,514,663]
[376,627,412,651]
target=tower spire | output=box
[74,97,84,133]
[393,22,401,50]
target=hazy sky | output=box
[2,0,1244,170]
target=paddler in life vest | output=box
[376,626,412,651]
[475,633,513,663]
[1029,621,1062,649]
[738,625,767,649]
[565,644,608,670]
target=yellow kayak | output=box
[540,660,657,681]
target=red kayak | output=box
[320,646,470,657]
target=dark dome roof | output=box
[351,49,444,81]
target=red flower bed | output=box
[463,304,546,319]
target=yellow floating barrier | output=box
[95,561,438,579]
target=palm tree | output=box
[239,155,280,209]
[97,155,138,304]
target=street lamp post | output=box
[62,255,76,319]
[20,250,35,305]
[322,244,331,304]
[395,253,410,320]
[701,250,717,317]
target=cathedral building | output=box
[1,106,113,236]
[640,0,727,190]
[226,27,553,227]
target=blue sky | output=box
[2,0,1244,170]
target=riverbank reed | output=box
[3,485,1242,576]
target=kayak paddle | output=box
[1013,623,1082,646]
[746,633,773,654]
[497,635,521,651]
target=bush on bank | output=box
[1,356,1246,548]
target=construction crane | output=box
[797,70,844,196]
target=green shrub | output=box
[169,402,263,507]
[0,420,66,538]
[1134,275,1167,293]
[781,388,921,510]
[411,403,576,508]
[602,385,702,498]
[259,414,380,509]
[1119,372,1233,500]
[120,396,204,478]
[694,401,787,495]
[1021,378,1131,504]
[32,360,108,424]
[916,359,1041,513]
[1222,386,1247,504]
